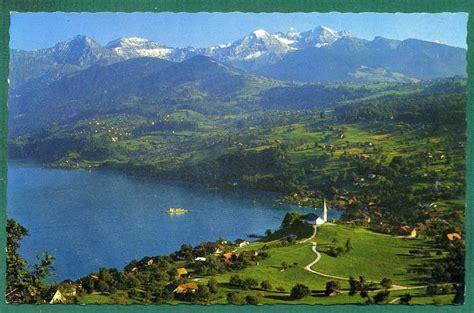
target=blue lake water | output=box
[7,161,338,281]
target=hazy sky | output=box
[10,12,468,50]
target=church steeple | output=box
[323,198,328,222]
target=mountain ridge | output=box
[9,25,467,91]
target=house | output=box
[146,259,154,266]
[235,239,250,247]
[173,283,198,294]
[221,252,238,263]
[49,290,67,304]
[194,242,224,255]
[195,257,206,262]
[447,233,462,241]
[400,225,417,238]
[176,267,188,278]
[242,250,258,258]
[400,225,410,232]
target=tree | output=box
[400,293,413,305]
[97,281,110,292]
[281,262,289,270]
[348,276,360,296]
[260,280,272,291]
[194,285,210,303]
[229,274,242,287]
[345,238,353,253]
[373,290,390,304]
[6,219,55,304]
[265,229,272,236]
[226,292,240,304]
[207,278,218,294]
[242,278,258,290]
[325,281,341,296]
[380,278,393,289]
[127,288,138,298]
[290,283,311,299]
[281,212,304,228]
[6,219,29,303]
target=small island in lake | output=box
[166,208,190,215]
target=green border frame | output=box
[0,0,472,312]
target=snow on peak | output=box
[251,29,270,38]
[315,25,337,35]
[105,37,150,49]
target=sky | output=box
[10,12,468,50]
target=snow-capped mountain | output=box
[9,25,467,91]
[273,25,351,49]
[204,29,294,62]
[105,37,174,59]
[102,26,350,64]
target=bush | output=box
[245,295,259,305]
[260,280,272,291]
[194,285,210,303]
[290,283,311,299]
[127,288,138,298]
[207,278,218,293]
[227,292,240,304]
[426,284,440,296]
[345,238,353,253]
[229,275,242,287]
[242,278,258,290]
[328,246,346,257]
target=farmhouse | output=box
[447,233,462,241]
[173,283,198,294]
[49,290,67,304]
[400,225,417,238]
[221,252,239,263]
[176,267,189,278]
[235,239,250,247]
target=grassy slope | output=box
[315,224,438,286]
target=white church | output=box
[315,199,328,225]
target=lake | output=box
[7,161,338,281]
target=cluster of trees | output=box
[334,93,466,127]
[6,219,55,304]
[327,238,352,257]
[430,239,465,304]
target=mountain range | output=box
[9,25,467,92]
